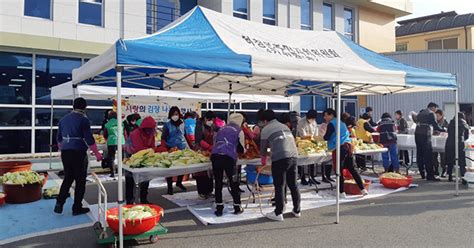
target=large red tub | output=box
[0,161,32,176]
[106,204,164,235]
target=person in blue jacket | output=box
[54,98,103,216]
[161,106,188,195]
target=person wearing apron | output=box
[161,106,188,195]
[54,98,103,216]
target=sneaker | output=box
[198,194,207,200]
[361,189,369,196]
[72,207,90,216]
[291,210,301,218]
[339,192,347,199]
[54,203,63,214]
[265,211,284,222]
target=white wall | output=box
[0,0,147,44]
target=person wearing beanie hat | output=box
[55,97,102,216]
[125,116,157,204]
[211,113,246,217]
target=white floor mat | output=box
[188,182,417,225]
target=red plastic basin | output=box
[106,204,164,235]
[380,175,413,189]
[3,182,42,204]
[0,161,32,176]
[344,179,371,195]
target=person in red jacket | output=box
[125,116,157,204]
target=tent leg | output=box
[116,67,124,248]
[227,84,233,120]
[455,89,459,196]
[335,83,341,224]
[49,100,54,170]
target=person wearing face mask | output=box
[123,113,141,138]
[54,98,103,216]
[296,109,320,185]
[161,106,188,195]
[193,111,218,199]
[184,111,198,148]
[125,116,158,204]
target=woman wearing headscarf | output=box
[161,106,188,195]
[125,116,157,204]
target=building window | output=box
[427,37,458,50]
[263,0,276,25]
[24,0,52,19]
[79,0,104,26]
[300,0,312,30]
[147,0,181,34]
[300,95,328,124]
[323,3,333,30]
[35,56,81,105]
[0,108,32,126]
[0,52,32,104]
[233,0,248,20]
[344,8,354,40]
[0,130,31,154]
[396,43,408,52]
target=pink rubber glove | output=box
[57,142,62,151]
[261,155,267,166]
[90,143,103,162]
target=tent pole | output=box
[116,67,124,247]
[227,84,233,120]
[335,82,341,224]
[455,88,459,196]
[49,100,54,170]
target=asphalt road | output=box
[5,177,474,248]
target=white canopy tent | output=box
[61,6,459,246]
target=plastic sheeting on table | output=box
[397,134,446,152]
[124,153,333,184]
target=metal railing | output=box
[146,1,180,34]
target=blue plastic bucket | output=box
[245,164,273,185]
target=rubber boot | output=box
[215,204,224,217]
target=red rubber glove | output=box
[89,143,103,162]
[199,140,211,150]
[155,145,168,153]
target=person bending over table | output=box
[296,109,321,185]
[160,106,188,195]
[323,108,368,199]
[377,113,400,173]
[212,113,246,217]
[55,98,103,215]
[125,116,157,204]
[193,111,218,200]
[261,109,301,222]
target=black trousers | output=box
[415,133,434,178]
[321,163,332,179]
[447,147,466,177]
[272,157,300,215]
[433,152,446,176]
[57,150,88,210]
[337,144,365,194]
[125,173,150,204]
[166,175,184,191]
[399,150,410,165]
[211,154,240,205]
[106,145,117,175]
[195,173,213,195]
